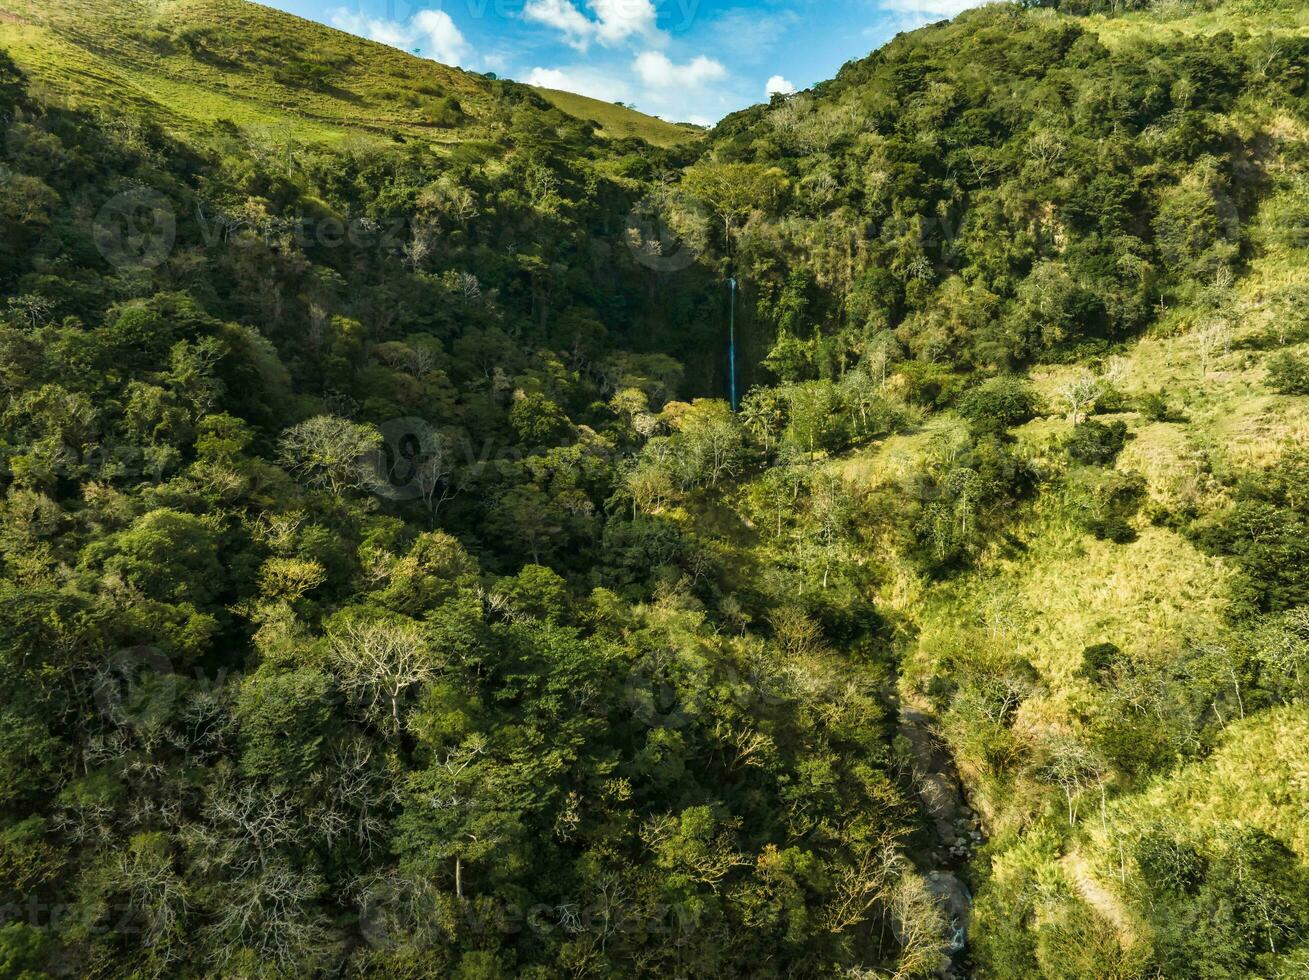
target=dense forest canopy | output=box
[0,0,1307,977]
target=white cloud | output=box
[330,7,472,67]
[590,0,658,45]
[413,10,471,65]
[633,51,727,91]
[524,0,596,49]
[525,66,630,103]
[523,0,659,51]
[766,74,796,97]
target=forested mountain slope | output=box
[0,0,1306,977]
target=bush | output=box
[958,375,1041,435]
[1266,351,1309,395]
[426,95,465,128]
[1075,642,1123,682]
[1134,829,1206,895]
[1066,419,1129,465]
[1193,501,1309,614]
[1071,469,1146,542]
[1138,390,1179,423]
[893,361,963,408]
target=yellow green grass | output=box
[531,86,705,148]
[0,0,699,149]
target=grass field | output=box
[530,86,704,148]
[0,0,702,150]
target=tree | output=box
[1266,351,1309,395]
[233,668,336,787]
[958,376,1041,435]
[328,614,443,732]
[399,735,524,901]
[1036,734,1106,824]
[740,386,787,454]
[495,565,569,622]
[1065,419,1128,465]
[1056,374,1102,425]
[888,868,950,979]
[665,399,746,488]
[1196,317,1233,378]
[682,162,787,247]
[784,381,847,455]
[277,416,382,496]
[100,508,223,605]
[509,392,571,446]
[0,923,47,980]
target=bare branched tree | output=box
[1057,373,1102,425]
[329,618,442,732]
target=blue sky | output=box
[263,0,980,125]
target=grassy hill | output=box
[529,85,704,148]
[0,0,701,149]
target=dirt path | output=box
[1061,852,1140,949]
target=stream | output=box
[896,692,980,979]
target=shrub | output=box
[426,95,465,128]
[1075,642,1123,682]
[1070,469,1146,542]
[958,375,1041,435]
[1066,419,1129,465]
[1193,501,1309,613]
[1138,390,1178,423]
[1266,351,1309,395]
[1134,829,1205,895]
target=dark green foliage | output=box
[1194,446,1309,614]
[509,392,572,446]
[426,94,466,127]
[1072,469,1147,542]
[1076,642,1123,682]
[958,375,1042,435]
[1134,829,1206,895]
[0,923,47,980]
[233,668,337,785]
[1139,829,1309,980]
[1196,501,1309,613]
[706,4,1267,376]
[1066,419,1129,465]
[1266,351,1309,394]
[0,50,932,976]
[914,434,1036,574]
[0,1,1305,976]
[1138,390,1180,423]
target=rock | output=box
[925,871,973,958]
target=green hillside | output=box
[529,85,704,148]
[681,0,1309,975]
[0,0,1306,977]
[0,0,700,149]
